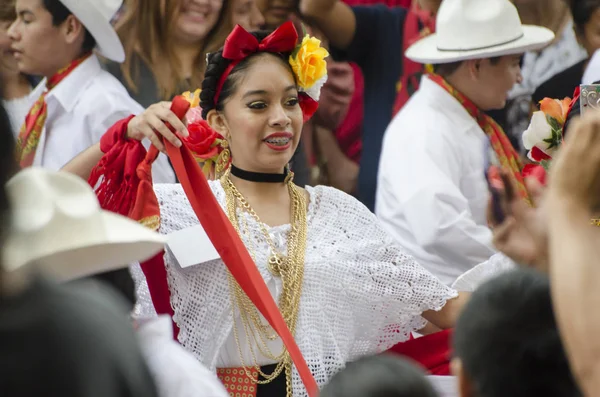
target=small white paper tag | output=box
[167,225,221,268]
[427,376,458,397]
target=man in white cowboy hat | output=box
[6,0,174,183]
[375,0,554,285]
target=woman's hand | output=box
[126,102,189,153]
[545,112,600,396]
[548,116,600,212]
[489,171,549,272]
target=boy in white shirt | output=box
[8,0,174,182]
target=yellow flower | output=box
[181,88,202,108]
[289,35,329,90]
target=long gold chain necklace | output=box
[220,170,308,397]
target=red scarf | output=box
[89,97,318,397]
[15,53,91,168]
[392,1,436,116]
[428,74,530,201]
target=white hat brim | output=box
[406,25,555,64]
[4,211,165,281]
[59,0,125,62]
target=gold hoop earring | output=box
[216,139,231,178]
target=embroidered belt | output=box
[217,367,259,397]
[217,364,285,397]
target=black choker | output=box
[230,165,288,183]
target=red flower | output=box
[299,93,319,123]
[529,146,552,162]
[522,164,547,186]
[183,120,221,160]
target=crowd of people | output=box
[1,0,600,396]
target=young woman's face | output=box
[231,0,265,32]
[0,20,19,77]
[209,54,303,174]
[0,20,11,52]
[254,0,295,29]
[579,8,600,57]
[174,0,224,44]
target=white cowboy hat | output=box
[406,0,555,64]
[2,168,165,282]
[59,0,125,62]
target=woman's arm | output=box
[62,143,103,180]
[61,102,186,180]
[299,0,356,50]
[422,292,470,330]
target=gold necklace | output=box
[220,170,308,397]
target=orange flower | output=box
[539,97,571,125]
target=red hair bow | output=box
[215,21,299,104]
[222,21,299,61]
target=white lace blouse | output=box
[132,181,458,396]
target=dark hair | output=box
[42,0,96,54]
[454,269,581,397]
[0,0,16,22]
[199,30,295,120]
[433,56,505,77]
[571,0,600,33]
[320,355,439,397]
[89,268,136,312]
[0,94,15,248]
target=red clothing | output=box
[329,0,427,162]
[389,329,453,375]
[335,63,364,163]
[312,60,364,164]
[392,1,436,115]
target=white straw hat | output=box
[406,0,555,64]
[2,168,165,281]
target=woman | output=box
[106,0,264,108]
[533,0,600,103]
[0,0,32,136]
[65,23,466,397]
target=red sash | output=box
[392,2,436,116]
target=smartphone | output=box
[483,139,506,224]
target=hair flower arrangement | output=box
[289,34,329,102]
[179,89,230,179]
